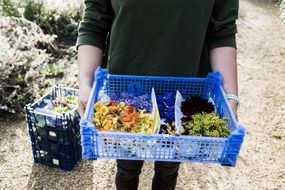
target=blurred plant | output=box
[0,17,53,113]
[0,0,83,38]
[42,64,64,78]
[280,0,285,20]
[274,0,285,20]
[23,0,83,38]
[0,17,78,114]
[0,0,23,17]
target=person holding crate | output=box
[76,0,239,189]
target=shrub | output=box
[23,0,82,38]
[0,0,23,17]
[0,0,83,38]
[0,16,78,114]
[0,17,56,113]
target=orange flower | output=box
[93,99,153,134]
[130,112,140,122]
[108,105,118,114]
[108,100,117,107]
[123,122,136,131]
[120,113,132,122]
[123,105,136,114]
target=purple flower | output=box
[110,92,152,113]
[165,92,175,106]
[157,103,166,117]
[110,93,117,100]
[156,95,164,104]
[165,106,175,123]
[156,93,176,131]
[120,92,129,99]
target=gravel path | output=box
[1,0,285,189]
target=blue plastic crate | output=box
[25,85,81,171]
[81,68,245,166]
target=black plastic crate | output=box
[25,85,81,171]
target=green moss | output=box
[182,112,231,137]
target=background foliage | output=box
[0,0,82,114]
[0,0,284,115]
[0,0,83,38]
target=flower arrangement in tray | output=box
[92,89,231,138]
[92,92,158,134]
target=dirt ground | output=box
[1,0,285,189]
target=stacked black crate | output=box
[25,85,81,171]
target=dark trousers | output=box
[115,160,180,190]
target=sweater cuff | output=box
[76,34,105,51]
[208,34,237,49]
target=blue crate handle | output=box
[81,67,110,159]
[82,68,109,122]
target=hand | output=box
[228,99,238,121]
[77,84,92,118]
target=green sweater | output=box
[77,0,238,77]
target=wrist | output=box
[78,78,93,88]
[226,93,240,109]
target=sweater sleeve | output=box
[207,0,239,49]
[76,0,114,50]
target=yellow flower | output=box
[94,112,102,119]
[101,106,109,115]
[141,113,152,120]
[145,130,151,135]
[112,117,119,125]
[147,121,154,129]
[102,119,112,127]
[93,118,101,126]
[94,101,104,111]
[139,109,146,116]
[103,125,113,130]
[117,102,125,109]
[131,128,137,133]
[120,127,125,132]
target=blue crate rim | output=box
[95,66,223,82]
[82,67,221,121]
